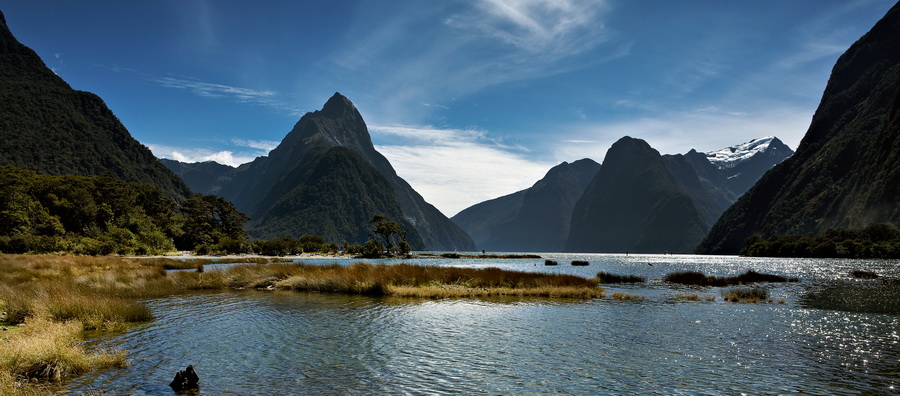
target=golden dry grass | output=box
[674,294,716,302]
[610,291,643,301]
[0,318,126,387]
[0,255,604,392]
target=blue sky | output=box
[1,0,894,216]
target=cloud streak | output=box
[153,76,304,116]
[335,0,621,123]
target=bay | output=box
[63,254,900,394]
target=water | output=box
[64,254,900,394]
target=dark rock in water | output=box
[571,260,589,266]
[545,260,558,266]
[169,365,200,393]
[850,270,879,279]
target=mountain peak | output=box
[704,136,790,169]
[319,92,356,118]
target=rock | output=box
[169,365,200,393]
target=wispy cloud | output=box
[153,76,304,116]
[155,76,275,101]
[448,0,612,59]
[371,124,554,217]
[230,138,279,152]
[334,0,622,122]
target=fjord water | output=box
[64,254,899,394]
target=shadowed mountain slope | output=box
[452,159,600,252]
[0,10,190,201]
[168,93,474,250]
[697,3,900,254]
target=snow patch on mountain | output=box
[704,136,776,169]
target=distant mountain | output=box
[565,137,712,253]
[703,136,793,196]
[160,159,233,196]
[697,3,900,254]
[0,10,190,201]
[452,159,600,252]
[168,93,474,250]
[452,134,791,253]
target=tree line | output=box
[742,222,900,259]
[0,166,413,257]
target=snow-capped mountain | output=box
[704,136,787,169]
[703,136,793,196]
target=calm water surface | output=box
[64,254,900,394]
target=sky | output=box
[1,0,895,217]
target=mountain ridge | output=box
[0,10,191,201]
[167,93,475,250]
[697,2,900,254]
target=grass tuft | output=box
[723,287,769,303]
[596,272,645,284]
[0,318,126,383]
[664,270,798,286]
[611,292,643,301]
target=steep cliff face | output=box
[452,159,600,252]
[249,146,424,247]
[697,3,900,254]
[0,10,191,201]
[565,137,710,253]
[169,93,474,250]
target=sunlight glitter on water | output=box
[66,255,900,394]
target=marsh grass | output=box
[596,272,645,284]
[252,262,603,298]
[136,257,291,270]
[0,255,604,391]
[0,318,126,384]
[674,294,716,302]
[611,292,643,301]
[723,287,769,303]
[0,255,181,393]
[664,270,798,286]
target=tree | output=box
[368,214,409,256]
[176,194,250,251]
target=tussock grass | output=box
[0,255,603,391]
[136,257,291,269]
[611,292,643,301]
[247,262,603,298]
[0,318,126,383]
[387,285,604,299]
[664,270,798,286]
[723,287,769,303]
[0,255,177,393]
[674,293,716,302]
[596,272,645,284]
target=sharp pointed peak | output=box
[320,92,357,118]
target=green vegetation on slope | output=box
[0,11,190,202]
[696,4,900,254]
[742,223,900,258]
[250,146,425,248]
[0,166,249,255]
